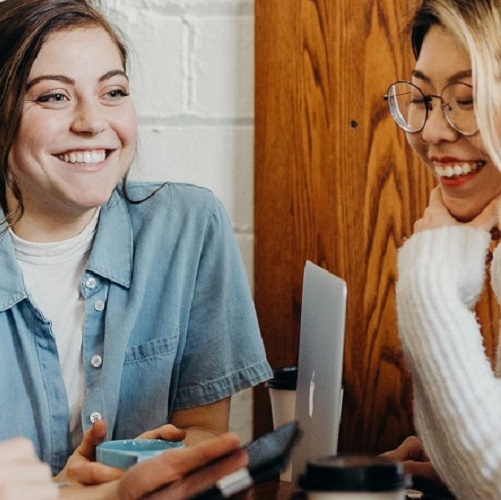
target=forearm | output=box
[170,398,230,446]
[176,427,220,446]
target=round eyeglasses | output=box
[384,80,478,136]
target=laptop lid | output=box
[291,260,347,482]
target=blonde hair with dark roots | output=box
[0,0,128,231]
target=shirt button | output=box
[94,300,105,312]
[85,277,97,289]
[91,355,103,368]
[89,412,102,423]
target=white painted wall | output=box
[103,0,256,442]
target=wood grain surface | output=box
[254,0,499,453]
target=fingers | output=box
[0,438,36,463]
[162,432,243,475]
[402,460,436,477]
[56,420,113,486]
[404,461,452,496]
[117,432,243,500]
[0,439,58,500]
[427,186,443,207]
[149,448,248,500]
[413,218,425,234]
[75,420,108,461]
[65,461,124,485]
[137,424,186,442]
[469,195,501,232]
[0,482,59,500]
[413,188,456,233]
[380,436,425,462]
[0,462,53,483]
[380,438,451,497]
[414,188,501,234]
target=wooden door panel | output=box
[254,0,499,453]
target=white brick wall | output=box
[104,0,256,442]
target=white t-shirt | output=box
[10,210,99,449]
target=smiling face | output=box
[7,26,137,239]
[407,24,501,222]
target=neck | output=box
[6,189,100,243]
[9,210,98,242]
[9,207,99,242]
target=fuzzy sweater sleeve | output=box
[396,225,501,499]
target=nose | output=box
[420,102,459,144]
[70,99,107,136]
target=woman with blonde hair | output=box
[384,0,501,498]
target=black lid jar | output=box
[265,366,298,390]
[298,455,408,499]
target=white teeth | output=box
[59,151,106,164]
[434,162,483,178]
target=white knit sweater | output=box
[397,225,501,499]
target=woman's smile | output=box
[57,149,107,165]
[431,158,485,180]
[406,25,501,221]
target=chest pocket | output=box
[114,335,180,439]
[124,336,178,363]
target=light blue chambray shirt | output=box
[0,182,272,474]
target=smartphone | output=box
[190,421,302,499]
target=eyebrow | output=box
[26,74,73,91]
[411,69,472,85]
[26,69,128,91]
[99,69,129,82]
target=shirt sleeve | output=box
[396,225,501,498]
[172,196,272,410]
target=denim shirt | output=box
[0,182,272,474]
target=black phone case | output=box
[245,420,301,483]
[191,421,301,499]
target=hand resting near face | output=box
[414,186,500,234]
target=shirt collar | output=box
[0,188,133,311]
[0,228,27,311]
[86,189,133,289]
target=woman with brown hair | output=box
[0,0,271,486]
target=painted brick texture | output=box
[104,0,256,441]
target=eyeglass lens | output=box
[386,81,477,135]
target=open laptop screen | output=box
[291,261,347,482]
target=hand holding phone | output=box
[191,421,302,499]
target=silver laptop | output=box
[291,261,347,482]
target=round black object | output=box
[265,366,298,390]
[298,455,407,492]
